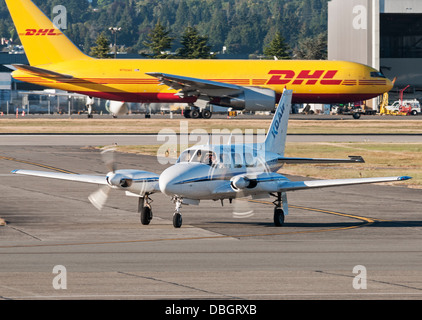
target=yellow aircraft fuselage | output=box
[7,0,393,105]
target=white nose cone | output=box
[159,166,180,196]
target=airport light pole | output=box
[109,27,121,58]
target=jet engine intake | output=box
[106,100,128,116]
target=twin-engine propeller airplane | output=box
[6,0,393,119]
[12,90,411,228]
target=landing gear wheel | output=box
[140,205,152,225]
[353,112,361,119]
[201,109,212,119]
[190,109,200,119]
[173,212,183,228]
[184,110,191,118]
[273,208,285,227]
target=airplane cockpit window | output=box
[177,150,193,163]
[370,71,386,78]
[178,149,217,166]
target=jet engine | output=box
[217,87,276,111]
[106,100,128,117]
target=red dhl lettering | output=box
[267,70,342,86]
[23,29,61,36]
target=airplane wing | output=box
[277,176,412,192]
[11,169,107,185]
[213,173,411,195]
[146,72,243,97]
[11,169,161,194]
[278,156,365,164]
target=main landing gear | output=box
[139,195,153,225]
[183,106,212,119]
[272,192,288,227]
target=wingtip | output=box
[398,176,412,181]
[11,169,18,174]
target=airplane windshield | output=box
[177,149,217,166]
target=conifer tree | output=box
[177,27,213,59]
[143,22,174,58]
[263,32,291,59]
[89,32,111,58]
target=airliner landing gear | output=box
[172,197,183,228]
[139,195,153,225]
[183,105,212,119]
[272,192,287,226]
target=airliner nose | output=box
[386,77,394,92]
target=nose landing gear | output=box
[172,197,183,228]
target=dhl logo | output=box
[267,70,341,85]
[20,29,62,36]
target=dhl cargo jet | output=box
[6,0,393,118]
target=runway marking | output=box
[0,156,76,174]
[247,198,376,228]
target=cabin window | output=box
[232,152,243,168]
[244,153,256,167]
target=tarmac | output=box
[0,135,421,300]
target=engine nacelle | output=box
[106,100,128,116]
[106,173,133,188]
[218,87,276,111]
[230,175,258,191]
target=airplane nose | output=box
[159,166,181,196]
[386,77,394,92]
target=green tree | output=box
[143,22,174,58]
[89,32,111,58]
[263,32,291,59]
[177,26,213,59]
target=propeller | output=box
[232,149,273,219]
[88,146,116,210]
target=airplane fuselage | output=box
[157,143,285,200]
[12,59,392,105]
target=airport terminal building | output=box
[328,0,422,102]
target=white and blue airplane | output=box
[12,90,411,228]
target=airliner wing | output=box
[11,169,107,184]
[146,72,242,97]
[278,156,365,164]
[277,176,411,192]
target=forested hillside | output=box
[0,0,328,57]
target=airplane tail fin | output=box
[5,0,91,66]
[264,89,293,156]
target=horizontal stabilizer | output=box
[278,155,365,164]
[13,64,73,80]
